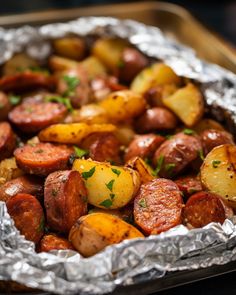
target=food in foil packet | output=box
[0,17,236,295]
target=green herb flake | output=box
[29,66,49,75]
[198,149,205,161]
[25,107,33,113]
[99,199,113,208]
[9,95,21,105]
[73,146,88,158]
[106,179,115,192]
[45,95,73,112]
[51,188,58,197]
[63,75,80,96]
[165,134,173,140]
[34,148,44,154]
[165,163,176,176]
[153,155,164,176]
[111,168,121,176]
[183,128,195,135]
[188,188,198,195]
[212,160,221,168]
[117,60,125,68]
[37,217,45,232]
[138,198,147,208]
[110,193,115,200]
[81,166,96,180]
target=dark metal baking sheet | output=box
[0,2,236,294]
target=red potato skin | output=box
[81,132,121,164]
[174,175,203,198]
[38,234,74,252]
[134,178,183,235]
[0,175,44,203]
[44,170,87,233]
[183,191,234,228]
[200,129,234,156]
[119,47,149,83]
[0,122,16,161]
[14,143,73,177]
[135,107,178,133]
[0,92,11,120]
[125,134,165,162]
[153,132,202,177]
[8,101,67,133]
[6,193,44,243]
[0,72,55,93]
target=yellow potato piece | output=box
[0,157,24,185]
[163,83,204,127]
[131,63,181,94]
[99,90,146,123]
[200,144,236,208]
[69,213,144,257]
[38,123,116,144]
[53,37,86,60]
[73,159,140,209]
[80,56,107,80]
[126,157,155,183]
[49,55,79,72]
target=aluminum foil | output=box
[0,17,236,294]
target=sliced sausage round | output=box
[183,191,234,228]
[0,122,16,161]
[38,234,74,252]
[9,101,67,133]
[174,175,203,198]
[81,132,121,164]
[119,47,149,83]
[0,175,44,203]
[0,92,11,121]
[14,143,73,176]
[134,178,183,235]
[200,129,234,156]
[44,170,87,233]
[6,193,44,243]
[153,132,202,177]
[0,72,55,93]
[125,134,165,163]
[135,107,178,133]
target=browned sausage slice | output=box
[200,129,234,156]
[0,175,44,202]
[0,122,16,161]
[9,101,67,133]
[175,175,203,198]
[6,193,44,243]
[44,170,87,233]
[0,72,55,93]
[81,132,121,164]
[0,92,11,121]
[125,134,165,162]
[134,178,183,235]
[153,132,202,177]
[135,107,178,133]
[14,143,73,176]
[38,234,74,252]
[183,191,233,228]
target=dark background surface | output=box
[0,1,235,295]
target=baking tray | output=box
[0,2,236,294]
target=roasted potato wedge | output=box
[114,125,136,146]
[163,83,204,127]
[53,37,86,60]
[131,63,181,94]
[126,157,154,183]
[98,90,146,123]
[193,118,225,133]
[200,144,236,208]
[69,213,144,257]
[73,159,140,209]
[92,38,128,73]
[38,123,116,144]
[0,157,24,185]
[81,56,107,79]
[49,55,78,72]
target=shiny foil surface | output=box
[0,17,236,294]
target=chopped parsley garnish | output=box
[165,134,173,140]
[165,163,176,176]
[9,95,21,105]
[110,193,115,200]
[99,199,113,208]
[29,66,49,75]
[51,188,58,197]
[106,179,115,192]
[63,75,80,96]
[153,155,164,176]
[117,60,125,68]
[212,160,221,168]
[111,168,121,176]
[81,166,96,180]
[45,95,73,112]
[37,217,45,232]
[198,149,205,161]
[138,198,147,208]
[183,128,195,135]
[73,146,88,158]
[25,107,33,113]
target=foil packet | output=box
[0,17,236,294]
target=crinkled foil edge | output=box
[0,17,236,295]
